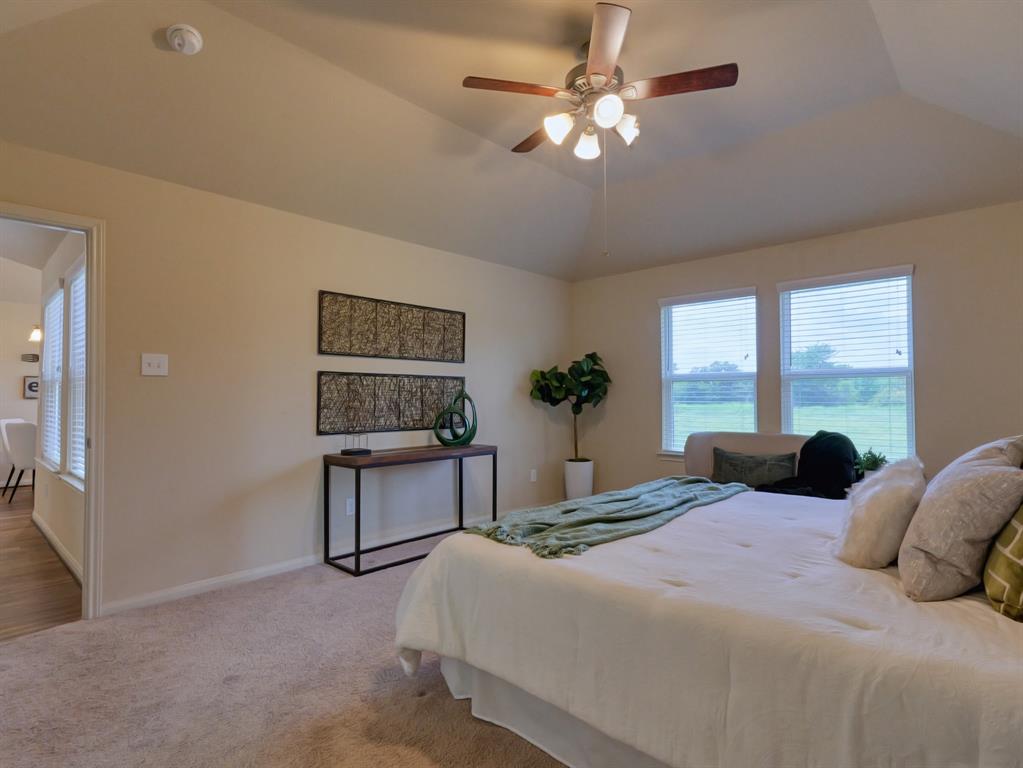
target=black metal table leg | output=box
[323,459,331,564]
[354,467,362,575]
[457,457,464,529]
[492,453,498,521]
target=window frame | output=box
[778,265,916,458]
[659,287,758,456]
[37,257,88,483]
[66,258,87,480]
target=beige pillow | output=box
[899,436,1023,601]
[836,457,926,569]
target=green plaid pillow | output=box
[984,502,1023,621]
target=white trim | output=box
[776,264,914,294]
[35,456,60,474]
[103,506,542,615]
[0,200,106,620]
[658,286,756,308]
[32,509,83,583]
[656,451,686,463]
[59,472,85,493]
[100,555,321,615]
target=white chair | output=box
[0,418,25,497]
[3,422,36,504]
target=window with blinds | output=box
[780,268,914,460]
[661,291,757,453]
[40,290,65,467]
[68,267,87,479]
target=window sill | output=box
[35,457,60,474]
[657,452,686,463]
[34,459,85,492]
[60,473,85,493]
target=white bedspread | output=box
[395,491,1023,768]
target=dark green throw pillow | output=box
[712,447,797,488]
[984,502,1023,621]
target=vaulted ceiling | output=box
[0,0,1020,280]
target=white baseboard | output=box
[31,510,83,583]
[98,501,557,618]
[100,553,320,616]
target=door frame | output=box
[0,200,106,619]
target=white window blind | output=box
[661,292,757,453]
[68,267,87,479]
[41,290,64,467]
[781,269,914,460]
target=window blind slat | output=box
[40,291,64,467]
[661,294,757,452]
[68,268,87,479]
[781,274,914,459]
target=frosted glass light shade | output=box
[593,93,625,129]
[543,113,575,145]
[573,128,601,160]
[615,114,640,146]
[29,325,41,343]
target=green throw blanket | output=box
[467,476,749,558]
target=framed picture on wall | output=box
[23,376,39,399]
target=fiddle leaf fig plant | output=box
[529,352,611,460]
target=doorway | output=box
[0,203,105,638]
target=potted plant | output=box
[529,352,611,499]
[856,448,888,479]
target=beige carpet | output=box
[0,561,561,767]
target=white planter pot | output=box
[565,459,594,500]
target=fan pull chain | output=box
[602,128,609,258]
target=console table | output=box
[323,444,497,576]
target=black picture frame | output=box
[317,290,465,363]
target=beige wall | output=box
[0,257,41,424]
[32,468,83,579]
[0,139,574,610]
[571,202,1023,492]
[3,133,1020,613]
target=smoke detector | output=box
[166,24,203,56]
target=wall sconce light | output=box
[28,325,41,343]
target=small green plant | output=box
[529,352,611,461]
[856,449,888,473]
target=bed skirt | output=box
[440,657,670,768]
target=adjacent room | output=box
[0,1,1020,767]
[0,217,86,641]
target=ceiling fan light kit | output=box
[574,127,601,160]
[543,112,576,145]
[615,113,640,146]
[461,2,738,160]
[593,93,625,129]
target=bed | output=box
[395,433,1023,768]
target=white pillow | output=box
[835,457,926,569]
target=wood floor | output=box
[0,487,81,642]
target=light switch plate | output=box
[141,353,169,376]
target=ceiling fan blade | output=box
[463,76,571,99]
[511,128,547,153]
[619,63,738,100]
[586,3,632,85]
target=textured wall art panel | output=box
[319,291,465,362]
[317,371,465,435]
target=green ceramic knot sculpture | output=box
[433,390,477,447]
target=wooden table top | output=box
[324,443,497,469]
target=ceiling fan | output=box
[462,2,738,158]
